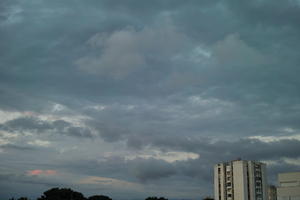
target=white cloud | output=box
[0,110,23,123]
[187,46,212,64]
[125,150,199,163]
[188,95,233,107]
[0,130,18,146]
[283,158,300,166]
[28,140,51,147]
[249,134,300,142]
[51,103,66,112]
[86,104,107,111]
[260,160,279,166]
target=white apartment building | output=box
[277,172,300,200]
[214,159,268,200]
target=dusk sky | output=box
[1,0,300,199]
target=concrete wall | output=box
[233,160,248,200]
[277,172,300,200]
[215,163,226,200]
[248,161,255,200]
[262,164,268,200]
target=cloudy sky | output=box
[1,0,300,199]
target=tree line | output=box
[8,187,214,200]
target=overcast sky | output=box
[1,0,300,199]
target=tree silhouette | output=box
[88,195,112,200]
[37,188,86,200]
[145,197,168,200]
[203,197,214,200]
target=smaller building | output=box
[277,172,300,200]
[268,185,277,200]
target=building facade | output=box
[277,172,300,200]
[214,159,268,200]
[268,185,277,200]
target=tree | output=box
[203,197,214,200]
[18,197,29,200]
[88,195,112,200]
[145,197,168,200]
[37,188,86,200]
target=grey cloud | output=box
[1,0,300,199]
[63,156,177,183]
[61,156,188,184]
[212,139,300,161]
[5,116,53,132]
[0,0,17,24]
[131,158,176,182]
[65,126,93,138]
[212,33,271,67]
[0,171,74,200]
[76,24,190,79]
[59,137,300,183]
[1,117,93,138]
[129,138,300,185]
[148,136,300,162]
[52,120,71,130]
[60,157,177,184]
[0,0,298,107]
[0,88,49,112]
[60,156,129,180]
[87,120,129,142]
[0,144,35,151]
[0,172,61,188]
[82,92,300,144]
[226,0,300,28]
[266,160,300,184]
[95,0,219,25]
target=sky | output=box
[1,0,300,199]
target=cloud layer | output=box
[1,0,300,199]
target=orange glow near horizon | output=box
[27,169,57,176]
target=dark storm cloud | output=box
[131,158,176,182]
[5,117,53,131]
[62,156,177,183]
[0,0,298,106]
[145,136,300,161]
[57,137,300,184]
[82,91,300,144]
[124,136,300,183]
[227,0,300,28]
[87,120,129,142]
